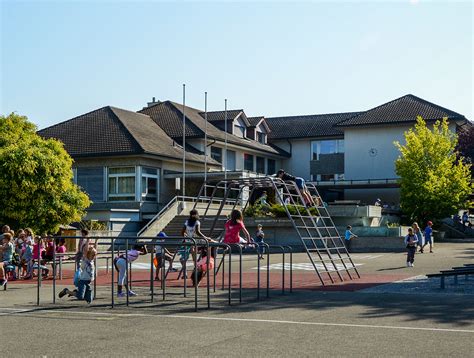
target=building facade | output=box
[39,94,470,233]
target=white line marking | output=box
[8,308,474,334]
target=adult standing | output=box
[462,211,469,227]
[422,221,434,253]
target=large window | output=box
[244,154,254,171]
[108,167,136,201]
[141,167,159,202]
[267,159,276,175]
[226,150,236,171]
[311,139,344,160]
[210,146,222,163]
[76,167,104,202]
[256,157,265,174]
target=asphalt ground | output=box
[1,242,473,357]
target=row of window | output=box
[75,166,158,203]
[311,139,344,160]
[210,146,276,174]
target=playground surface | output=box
[1,242,474,357]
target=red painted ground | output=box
[8,269,413,292]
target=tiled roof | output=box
[38,106,220,165]
[266,112,362,139]
[140,101,287,157]
[200,110,243,122]
[336,94,466,127]
[248,116,265,127]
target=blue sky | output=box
[1,0,472,129]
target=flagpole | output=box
[204,91,208,184]
[224,99,228,180]
[182,84,186,198]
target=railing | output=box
[311,178,399,186]
[136,195,239,237]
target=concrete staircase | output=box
[137,195,238,238]
[160,215,228,239]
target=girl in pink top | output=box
[223,209,252,245]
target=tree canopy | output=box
[394,117,472,225]
[0,113,91,233]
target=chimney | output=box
[146,97,160,108]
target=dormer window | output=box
[234,124,246,138]
[257,132,266,144]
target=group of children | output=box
[404,221,434,267]
[0,225,68,286]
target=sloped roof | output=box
[336,94,466,128]
[201,109,243,122]
[248,116,265,127]
[266,112,362,139]
[140,101,287,157]
[38,106,220,165]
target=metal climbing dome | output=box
[192,176,360,286]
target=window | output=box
[311,139,344,160]
[108,167,136,201]
[257,132,266,144]
[256,157,265,174]
[267,159,276,175]
[244,154,254,171]
[141,167,159,202]
[210,146,222,163]
[226,150,236,171]
[234,125,246,138]
[76,167,104,202]
[312,174,344,181]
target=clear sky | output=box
[1,0,472,129]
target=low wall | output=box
[244,218,413,252]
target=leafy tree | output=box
[394,117,472,225]
[0,113,91,233]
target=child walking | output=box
[59,244,97,304]
[344,226,357,253]
[404,228,418,267]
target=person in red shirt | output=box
[223,209,252,245]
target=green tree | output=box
[394,116,472,225]
[0,113,91,233]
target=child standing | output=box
[412,222,424,253]
[255,224,265,259]
[154,231,175,280]
[344,226,357,253]
[59,245,97,304]
[404,228,418,267]
[1,233,14,266]
[22,239,33,279]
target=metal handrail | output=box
[137,195,239,237]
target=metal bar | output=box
[52,239,56,304]
[194,240,198,312]
[150,247,154,303]
[111,237,115,308]
[161,245,165,300]
[125,238,129,306]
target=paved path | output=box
[1,242,473,357]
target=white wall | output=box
[271,139,312,180]
[343,123,457,180]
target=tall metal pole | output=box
[182,84,186,197]
[224,99,228,180]
[204,92,208,184]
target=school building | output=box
[38,94,470,234]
